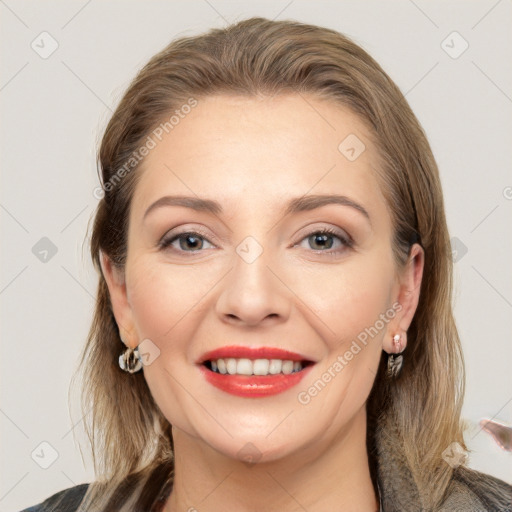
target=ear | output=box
[99,250,138,348]
[385,243,424,353]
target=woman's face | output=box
[103,93,423,463]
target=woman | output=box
[22,17,512,512]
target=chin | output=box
[201,431,304,466]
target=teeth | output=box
[226,358,237,375]
[236,358,253,376]
[253,359,269,375]
[217,359,227,374]
[269,359,282,374]
[282,360,294,375]
[208,358,304,376]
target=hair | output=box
[72,16,467,511]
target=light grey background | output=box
[1,1,511,510]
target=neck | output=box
[163,407,379,512]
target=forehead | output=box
[131,93,387,223]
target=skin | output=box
[101,93,424,512]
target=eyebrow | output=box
[143,194,371,224]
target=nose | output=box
[215,246,292,328]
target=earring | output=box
[387,334,404,378]
[119,345,143,373]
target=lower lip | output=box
[199,364,314,397]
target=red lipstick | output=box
[198,345,311,363]
[197,345,315,398]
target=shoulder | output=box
[441,465,512,512]
[19,483,90,512]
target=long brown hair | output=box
[72,17,466,510]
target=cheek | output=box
[126,256,215,344]
[127,265,173,338]
[294,258,394,418]
[125,259,209,433]
[292,252,396,350]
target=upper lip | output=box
[197,345,315,364]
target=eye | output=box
[158,227,353,255]
[295,227,353,254]
[159,230,215,253]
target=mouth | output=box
[197,346,316,397]
[202,358,315,376]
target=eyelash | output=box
[158,227,353,256]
